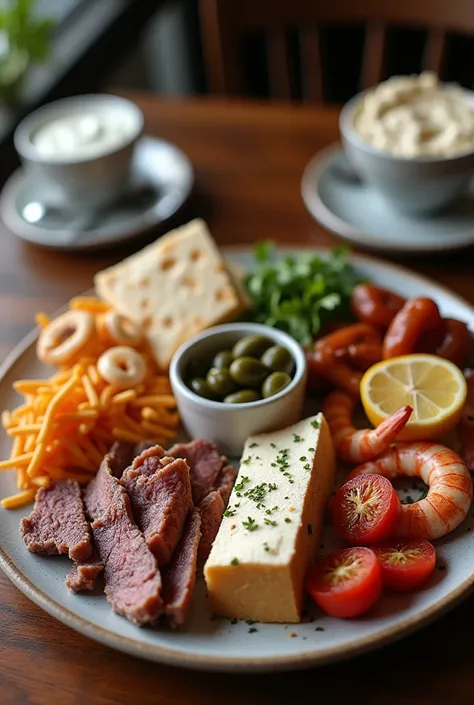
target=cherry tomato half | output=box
[332,474,401,545]
[306,547,382,618]
[373,539,436,592]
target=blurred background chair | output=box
[198,0,474,102]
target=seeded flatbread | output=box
[94,219,248,369]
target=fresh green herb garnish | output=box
[242,456,252,465]
[293,434,303,443]
[248,627,258,634]
[311,420,320,429]
[315,626,325,632]
[284,517,291,523]
[242,243,361,346]
[308,447,315,452]
[268,482,277,491]
[230,618,238,625]
[270,442,277,449]
[235,476,250,494]
[230,557,239,566]
[263,542,270,552]
[300,456,307,462]
[243,517,259,531]
[249,442,259,448]
[264,518,278,527]
[246,483,267,503]
[223,507,236,517]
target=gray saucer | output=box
[301,144,474,254]
[0,136,194,251]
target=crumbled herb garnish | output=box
[248,627,258,634]
[243,516,259,531]
[230,557,239,566]
[230,618,238,625]
[271,462,277,467]
[284,517,291,523]
[293,434,303,443]
[224,507,236,517]
[246,483,267,503]
[255,456,262,461]
[263,542,270,552]
[264,518,278,527]
[315,626,325,632]
[284,496,289,500]
[235,475,250,494]
[242,456,252,465]
[300,456,307,462]
[235,502,241,508]
[308,523,313,535]
[270,442,277,449]
[268,482,277,491]
[289,479,294,484]
[249,442,259,448]
[311,420,320,429]
[304,464,310,471]
[308,447,315,452]
[245,619,257,625]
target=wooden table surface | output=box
[1,94,474,705]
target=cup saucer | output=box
[301,144,474,255]
[0,136,194,251]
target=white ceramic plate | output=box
[301,145,474,255]
[0,248,474,673]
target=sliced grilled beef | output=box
[66,550,104,592]
[162,508,201,627]
[214,461,237,506]
[168,440,223,504]
[21,480,92,561]
[198,491,225,566]
[84,454,162,626]
[121,447,193,567]
[108,440,157,478]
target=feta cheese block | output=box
[204,413,335,623]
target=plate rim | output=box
[0,135,195,252]
[301,143,474,255]
[1,245,474,672]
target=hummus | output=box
[353,72,474,158]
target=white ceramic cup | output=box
[14,94,144,211]
[169,322,308,457]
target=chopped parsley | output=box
[248,627,258,634]
[293,434,303,443]
[263,542,270,552]
[300,456,307,462]
[223,507,236,517]
[245,619,257,625]
[243,516,259,531]
[304,463,310,471]
[268,482,278,491]
[264,518,278,527]
[246,483,267,503]
[230,618,238,625]
[308,447,315,452]
[241,456,252,465]
[270,442,277,449]
[307,523,313,535]
[315,626,325,632]
[284,496,289,500]
[249,442,259,448]
[284,517,291,523]
[311,419,320,429]
[230,557,239,566]
[235,475,250,495]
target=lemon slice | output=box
[360,354,467,441]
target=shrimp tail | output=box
[375,405,413,444]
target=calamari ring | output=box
[97,346,146,388]
[102,311,142,346]
[347,442,472,540]
[351,283,406,329]
[37,310,94,365]
[382,297,445,359]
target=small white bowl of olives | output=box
[169,323,307,456]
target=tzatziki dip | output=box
[353,72,474,158]
[31,105,139,162]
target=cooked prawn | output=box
[347,443,473,540]
[323,390,412,464]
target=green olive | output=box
[206,367,236,397]
[189,378,215,400]
[262,372,292,398]
[186,357,209,380]
[232,335,273,360]
[261,345,294,375]
[224,389,261,404]
[229,357,269,388]
[212,350,234,370]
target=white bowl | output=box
[14,94,144,211]
[169,323,307,457]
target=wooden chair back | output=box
[199,0,474,100]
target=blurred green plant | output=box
[0,0,54,107]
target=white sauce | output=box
[32,106,138,161]
[353,72,474,158]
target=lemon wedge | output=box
[360,354,467,441]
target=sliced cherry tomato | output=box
[306,547,382,618]
[332,474,401,545]
[373,539,436,592]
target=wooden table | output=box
[1,94,474,705]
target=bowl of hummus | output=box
[339,72,474,214]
